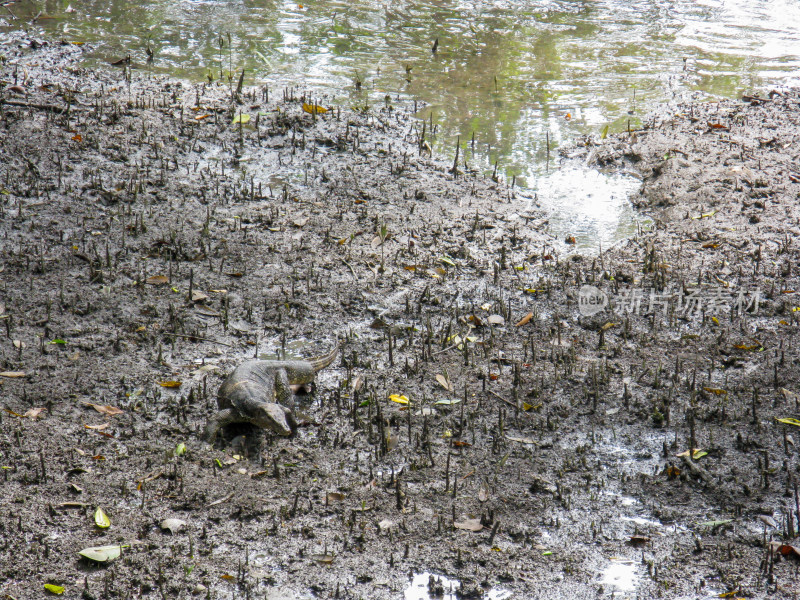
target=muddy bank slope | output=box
[2,32,800,600]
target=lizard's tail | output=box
[309,341,341,372]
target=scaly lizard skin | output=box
[204,344,340,442]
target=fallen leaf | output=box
[772,543,800,558]
[293,216,309,227]
[676,449,707,460]
[160,518,186,534]
[435,374,453,392]
[232,113,250,124]
[454,518,483,532]
[195,305,220,317]
[191,290,209,302]
[703,387,727,396]
[487,314,505,326]
[0,371,26,378]
[698,519,733,527]
[145,275,169,285]
[628,535,650,547]
[326,492,346,503]
[515,312,533,327]
[312,553,334,564]
[174,442,187,457]
[84,423,109,430]
[158,380,182,388]
[78,544,127,563]
[83,402,124,416]
[477,480,490,502]
[776,417,800,427]
[44,584,65,595]
[72,134,82,142]
[433,398,461,406]
[24,407,47,419]
[302,103,328,115]
[389,394,409,405]
[94,507,111,529]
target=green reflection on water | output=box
[3,0,799,245]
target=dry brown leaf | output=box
[83,402,124,416]
[326,492,346,503]
[191,290,209,302]
[195,305,220,317]
[0,371,26,378]
[145,275,169,285]
[435,374,453,392]
[158,381,182,388]
[84,423,110,430]
[515,312,533,327]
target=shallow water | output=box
[3,0,800,245]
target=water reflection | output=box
[3,0,799,244]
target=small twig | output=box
[207,491,234,507]
[487,389,517,410]
[161,332,233,347]
[341,259,357,280]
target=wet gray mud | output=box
[2,32,800,600]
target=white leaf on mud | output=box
[478,479,490,503]
[378,519,394,532]
[160,518,186,534]
[24,407,47,419]
[78,544,127,563]
[487,314,505,326]
[293,216,309,228]
[454,518,483,532]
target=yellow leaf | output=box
[389,394,409,405]
[703,387,727,397]
[711,316,720,325]
[776,417,800,427]
[158,380,182,388]
[302,102,328,115]
[45,584,65,595]
[94,507,111,529]
[232,113,250,124]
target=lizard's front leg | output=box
[274,368,293,407]
[203,408,239,442]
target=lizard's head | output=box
[251,402,296,437]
